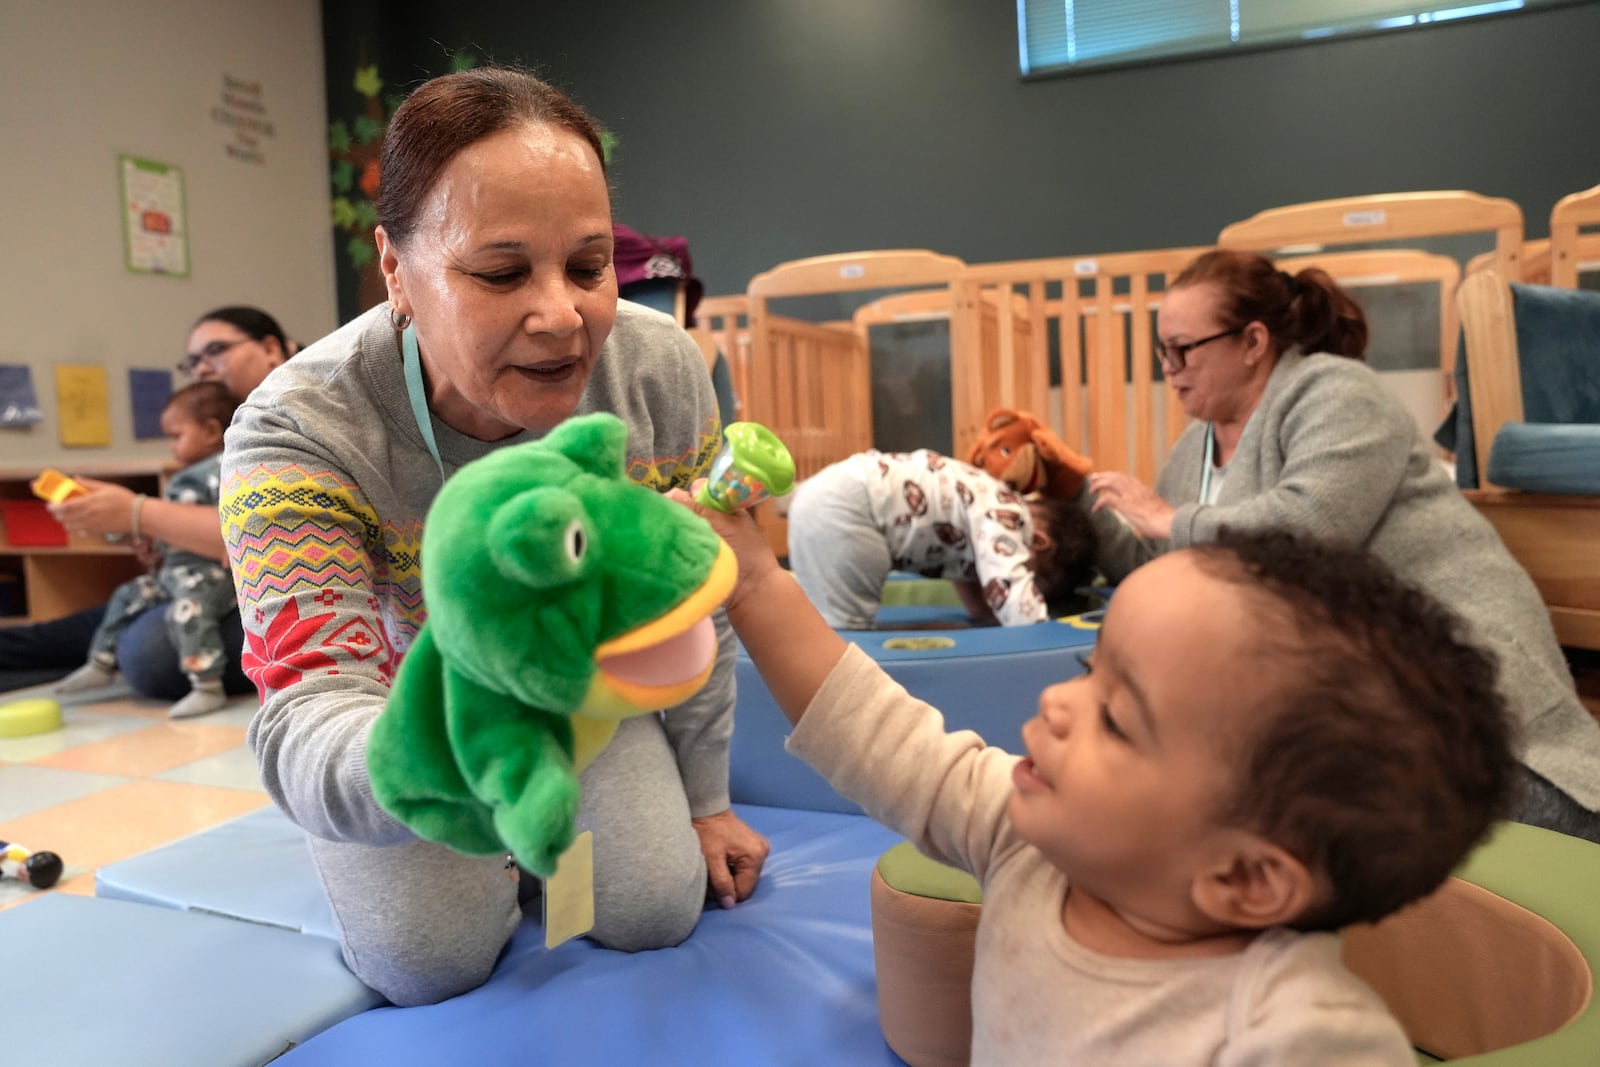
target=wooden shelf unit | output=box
[0,461,173,625]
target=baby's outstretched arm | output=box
[671,488,848,725]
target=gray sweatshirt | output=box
[220,300,732,844]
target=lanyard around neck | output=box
[401,324,446,480]
[1200,423,1216,505]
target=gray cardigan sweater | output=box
[1091,351,1600,810]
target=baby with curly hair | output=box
[686,502,1515,1065]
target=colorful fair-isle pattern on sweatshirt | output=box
[221,422,720,698]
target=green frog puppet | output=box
[368,412,737,878]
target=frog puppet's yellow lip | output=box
[587,541,737,718]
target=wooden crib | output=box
[737,250,966,555]
[945,241,1474,482]
[1273,248,1463,440]
[1549,182,1600,289]
[1468,183,1600,286]
[1218,190,1523,279]
[950,248,1208,484]
[711,242,1482,533]
[696,293,753,424]
[1215,192,1532,462]
[723,250,1057,555]
[1219,189,1522,380]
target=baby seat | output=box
[870,821,1600,1065]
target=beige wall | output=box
[0,0,336,468]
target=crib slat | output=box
[952,248,1206,480]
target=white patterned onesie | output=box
[786,449,1047,628]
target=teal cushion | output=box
[1510,284,1600,427]
[1449,282,1600,489]
[1486,423,1600,494]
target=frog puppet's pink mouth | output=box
[589,542,736,715]
[598,615,718,689]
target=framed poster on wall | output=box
[55,365,112,447]
[118,153,190,277]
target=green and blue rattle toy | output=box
[695,421,796,514]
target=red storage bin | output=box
[1,499,69,547]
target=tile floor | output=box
[0,683,267,912]
[0,661,1593,917]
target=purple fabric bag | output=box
[613,223,704,324]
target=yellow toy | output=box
[30,469,87,504]
[0,697,63,738]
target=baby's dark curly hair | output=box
[1029,496,1099,615]
[1192,527,1517,931]
[164,380,239,434]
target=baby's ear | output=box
[1190,831,1318,931]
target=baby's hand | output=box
[668,483,785,613]
[133,538,164,570]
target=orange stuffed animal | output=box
[967,407,1094,499]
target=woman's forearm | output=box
[137,496,227,560]
[50,477,227,563]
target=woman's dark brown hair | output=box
[195,306,294,357]
[1174,250,1369,361]
[377,67,608,248]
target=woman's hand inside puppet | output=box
[368,413,738,878]
[967,407,1094,499]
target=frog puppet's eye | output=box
[564,519,587,563]
[487,487,595,590]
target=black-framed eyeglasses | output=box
[177,338,248,374]
[1154,326,1245,373]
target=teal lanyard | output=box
[1200,423,1216,505]
[401,324,446,480]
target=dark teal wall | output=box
[323,0,1600,314]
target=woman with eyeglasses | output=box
[181,306,298,398]
[1082,248,1600,844]
[0,306,297,700]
